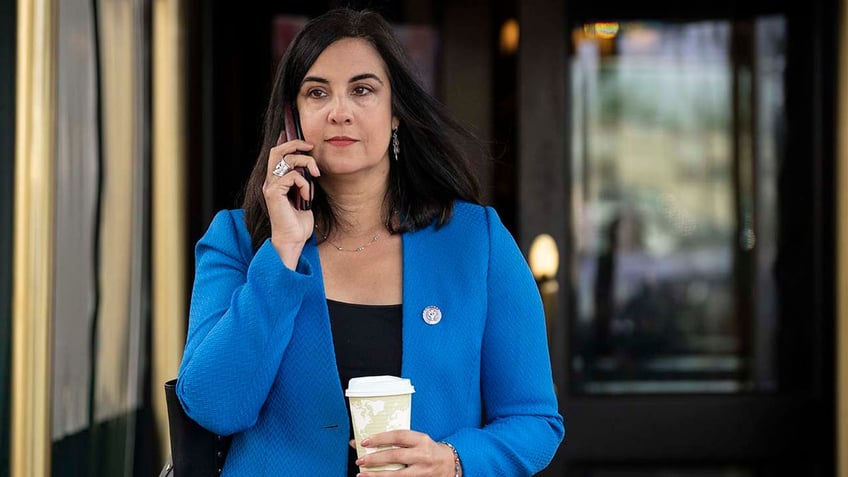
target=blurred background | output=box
[2,0,847,475]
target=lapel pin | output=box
[422,305,442,325]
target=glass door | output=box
[569,17,783,397]
[525,0,838,474]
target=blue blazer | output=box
[177,202,564,476]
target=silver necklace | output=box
[315,225,382,252]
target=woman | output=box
[177,8,564,476]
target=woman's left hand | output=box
[355,430,458,476]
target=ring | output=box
[272,158,291,177]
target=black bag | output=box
[161,379,232,476]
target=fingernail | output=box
[361,438,371,447]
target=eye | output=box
[352,85,373,96]
[307,88,327,99]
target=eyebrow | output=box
[301,73,385,85]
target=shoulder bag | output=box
[160,379,232,476]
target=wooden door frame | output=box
[517,0,568,472]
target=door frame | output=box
[836,2,848,476]
[11,0,56,475]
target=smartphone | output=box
[283,104,313,210]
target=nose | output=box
[328,97,353,125]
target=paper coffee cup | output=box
[345,376,415,472]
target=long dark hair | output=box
[242,8,486,251]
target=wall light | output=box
[584,21,620,40]
[499,18,520,56]
[529,233,559,281]
[529,234,560,366]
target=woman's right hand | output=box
[262,138,320,270]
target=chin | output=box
[321,158,387,176]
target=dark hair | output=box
[242,8,486,251]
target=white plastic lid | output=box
[345,375,415,397]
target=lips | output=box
[326,136,358,147]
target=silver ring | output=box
[272,158,292,177]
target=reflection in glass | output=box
[570,18,785,394]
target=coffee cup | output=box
[345,376,415,472]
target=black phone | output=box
[284,104,313,210]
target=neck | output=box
[319,172,390,238]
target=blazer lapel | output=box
[400,224,469,431]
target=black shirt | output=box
[327,299,403,477]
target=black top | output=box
[327,299,403,477]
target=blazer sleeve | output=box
[176,210,320,435]
[447,206,565,476]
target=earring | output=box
[392,128,400,161]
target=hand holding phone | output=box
[283,104,313,211]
